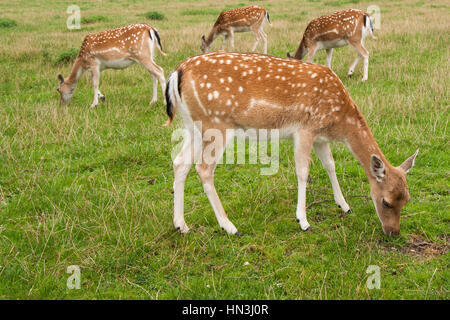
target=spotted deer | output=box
[165,52,418,237]
[201,5,271,54]
[57,24,166,108]
[287,9,376,81]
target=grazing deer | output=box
[287,9,376,81]
[201,5,271,54]
[165,52,418,237]
[57,24,166,108]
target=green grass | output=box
[0,0,448,300]
[143,11,166,21]
[81,15,109,24]
[0,17,17,28]
[55,48,79,64]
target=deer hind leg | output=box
[257,25,268,54]
[195,127,239,235]
[98,91,105,102]
[348,40,369,81]
[89,63,101,108]
[325,48,333,68]
[293,129,315,231]
[173,127,199,233]
[150,74,158,104]
[138,58,166,105]
[313,142,351,213]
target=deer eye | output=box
[382,198,393,209]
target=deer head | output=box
[369,150,419,236]
[56,74,75,105]
[200,35,211,53]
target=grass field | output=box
[0,0,448,299]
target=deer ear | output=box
[398,149,419,174]
[370,154,385,182]
[58,74,64,84]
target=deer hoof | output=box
[99,95,105,102]
[235,231,244,237]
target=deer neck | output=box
[65,58,85,87]
[343,112,391,182]
[206,26,219,45]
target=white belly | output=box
[318,39,348,50]
[100,58,135,70]
[231,26,251,33]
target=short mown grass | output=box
[0,0,448,300]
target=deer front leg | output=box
[325,48,333,68]
[222,34,229,51]
[314,142,351,213]
[229,30,235,50]
[90,64,101,108]
[306,44,318,63]
[293,130,314,231]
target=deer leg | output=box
[150,74,158,104]
[260,29,268,54]
[90,64,100,108]
[138,59,166,105]
[251,27,261,52]
[195,128,239,235]
[348,40,369,81]
[98,91,105,102]
[293,130,315,231]
[306,44,318,63]
[222,34,229,51]
[325,48,333,68]
[313,142,351,213]
[229,30,235,51]
[173,128,199,233]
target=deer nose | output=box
[383,226,400,237]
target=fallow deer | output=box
[165,52,418,237]
[287,9,376,81]
[57,24,166,108]
[201,5,271,54]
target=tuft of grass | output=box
[81,15,109,24]
[55,48,78,64]
[0,17,17,28]
[143,11,165,20]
